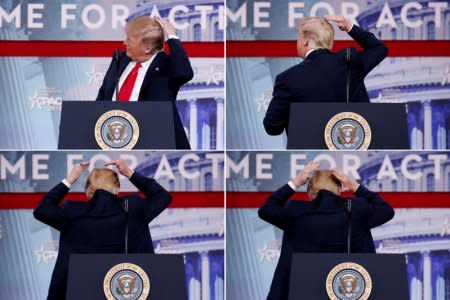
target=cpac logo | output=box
[34,240,59,264]
[29,89,62,111]
[258,240,281,263]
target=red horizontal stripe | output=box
[0,192,224,209]
[0,40,447,57]
[227,40,450,57]
[227,192,450,208]
[0,41,224,57]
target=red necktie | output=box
[118,62,142,102]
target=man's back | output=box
[60,191,153,254]
[264,23,388,136]
[275,48,369,103]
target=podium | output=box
[58,101,176,149]
[287,103,409,149]
[66,254,187,300]
[289,253,409,300]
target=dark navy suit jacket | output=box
[96,38,194,149]
[258,184,394,300]
[33,172,171,300]
[263,25,388,136]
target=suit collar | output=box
[304,48,329,60]
[87,189,124,216]
[139,51,164,98]
[311,189,342,209]
[118,53,131,77]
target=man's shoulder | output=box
[63,200,87,208]
[275,63,307,85]
[62,201,88,215]
[277,63,304,78]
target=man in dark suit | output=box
[263,15,388,136]
[96,16,194,149]
[258,161,394,300]
[33,159,171,300]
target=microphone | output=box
[123,198,129,255]
[113,48,121,101]
[346,198,352,254]
[345,48,351,104]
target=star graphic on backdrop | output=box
[258,244,280,263]
[86,67,105,85]
[441,216,450,236]
[207,71,224,85]
[217,222,224,237]
[441,66,450,86]
[255,91,272,112]
[28,92,40,109]
[34,244,58,264]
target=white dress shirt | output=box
[62,179,72,189]
[287,180,298,191]
[113,53,159,102]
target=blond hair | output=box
[85,168,120,199]
[307,170,341,199]
[126,16,164,54]
[298,17,334,50]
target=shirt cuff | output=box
[287,180,298,191]
[352,183,362,194]
[347,24,354,32]
[167,35,179,40]
[62,179,72,189]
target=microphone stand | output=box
[114,48,120,101]
[347,199,352,254]
[123,198,129,255]
[346,48,351,104]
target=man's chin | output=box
[125,51,133,60]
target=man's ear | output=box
[303,38,309,47]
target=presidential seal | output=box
[324,112,371,150]
[326,262,372,300]
[103,262,150,300]
[95,110,139,150]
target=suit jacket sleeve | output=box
[263,73,292,135]
[167,38,194,90]
[33,182,70,231]
[129,172,172,223]
[354,185,394,228]
[348,25,388,75]
[258,184,296,230]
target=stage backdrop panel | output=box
[0,0,224,150]
[226,150,450,300]
[226,0,450,150]
[0,151,224,300]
